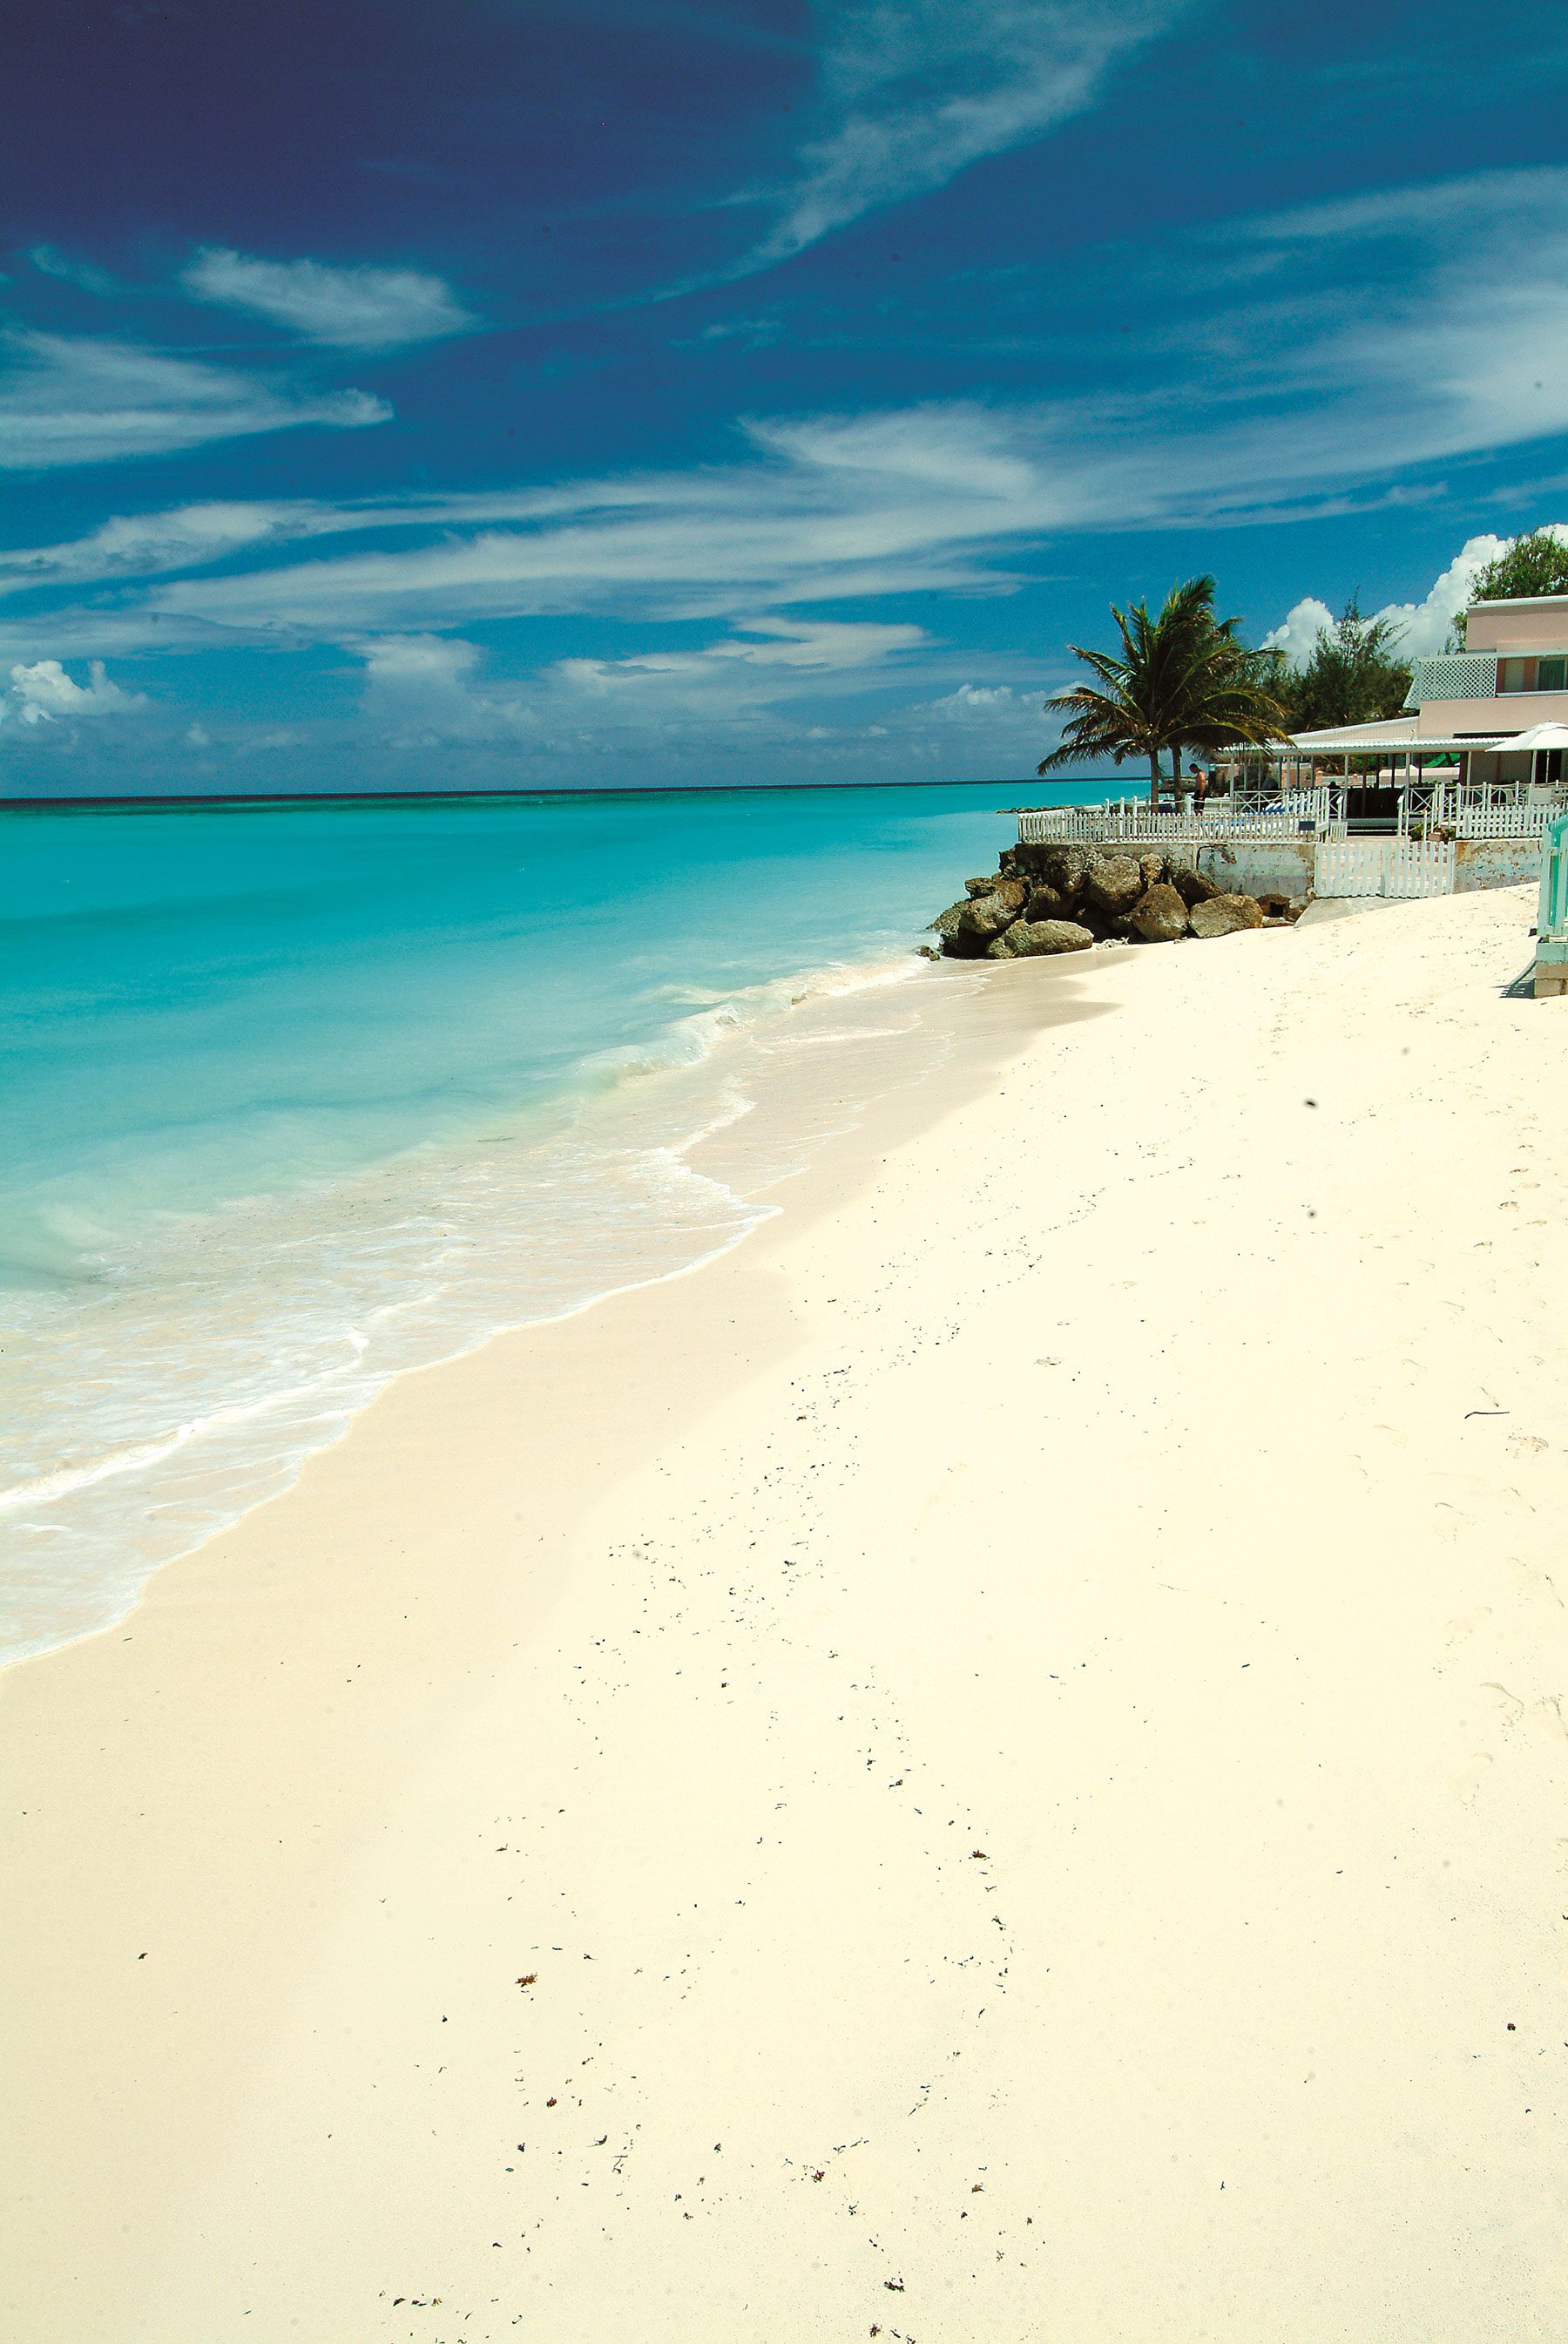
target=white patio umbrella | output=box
[1496,721,1568,754]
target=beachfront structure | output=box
[1017,595,1568,905]
[1274,592,1568,830]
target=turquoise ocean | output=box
[1,782,1092,1662]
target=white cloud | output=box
[0,331,389,470]
[3,658,146,725]
[185,721,210,748]
[183,248,475,348]
[353,635,537,746]
[1262,598,1335,666]
[753,0,1187,264]
[934,681,1017,714]
[1371,532,1565,656]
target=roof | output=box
[1288,718,1416,749]
[1288,719,1514,753]
[1463,593,1568,613]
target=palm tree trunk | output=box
[1149,749,1160,805]
[1170,742,1183,804]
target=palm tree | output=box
[1037,575,1287,804]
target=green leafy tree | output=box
[1453,528,1568,640]
[1274,595,1411,731]
[1037,574,1286,803]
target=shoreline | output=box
[5,884,1567,2341]
[1,940,977,1668]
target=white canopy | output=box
[1497,721,1568,753]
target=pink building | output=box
[1289,590,1568,795]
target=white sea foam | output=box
[0,948,965,1664]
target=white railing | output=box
[1018,788,1328,845]
[1429,783,1567,836]
[1450,804,1552,839]
[1314,838,1456,900]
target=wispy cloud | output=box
[29,245,119,296]
[747,0,1189,265]
[10,168,1568,656]
[0,500,344,590]
[182,247,476,348]
[554,616,928,698]
[0,331,389,470]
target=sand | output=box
[4,883,1566,2344]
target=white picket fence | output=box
[1451,804,1551,840]
[1313,837,1456,900]
[1429,784,1565,838]
[1017,790,1326,846]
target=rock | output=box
[1015,842,1092,901]
[964,875,1000,898]
[1188,891,1265,938]
[927,899,970,939]
[956,879,1029,939]
[1024,883,1068,922]
[987,918,1094,959]
[1256,892,1300,923]
[1082,850,1144,918]
[1167,858,1222,904]
[1128,883,1191,942]
[1138,851,1166,894]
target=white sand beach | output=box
[4,882,1567,2343]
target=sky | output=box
[5,0,1568,796]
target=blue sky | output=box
[5,0,1568,795]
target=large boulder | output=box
[964,874,1001,898]
[1015,841,1092,901]
[986,918,1095,959]
[1128,883,1191,943]
[1167,858,1222,905]
[956,878,1029,938]
[1137,850,1167,894]
[1082,850,1145,919]
[1024,882,1069,923]
[927,899,970,941]
[1189,891,1265,939]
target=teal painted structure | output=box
[1538,810,1568,971]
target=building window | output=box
[1498,654,1568,693]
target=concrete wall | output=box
[1013,832,1539,910]
[1192,835,1539,901]
[1419,694,1568,740]
[1453,837,1542,893]
[1193,838,1315,903]
[1464,600,1568,651]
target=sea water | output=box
[0,782,1081,1661]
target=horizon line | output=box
[0,776,1107,812]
